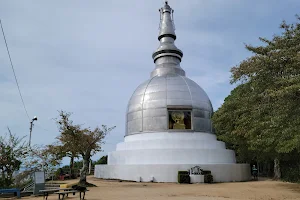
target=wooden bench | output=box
[39,188,73,200]
[0,188,21,199]
[55,189,88,200]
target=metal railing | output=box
[22,181,34,192]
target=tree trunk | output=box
[274,158,281,180]
[79,153,90,185]
[70,155,75,178]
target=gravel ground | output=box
[19,176,300,200]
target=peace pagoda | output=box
[94,1,250,182]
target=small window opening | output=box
[168,109,192,130]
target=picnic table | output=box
[0,188,21,199]
[39,188,73,200]
[55,189,88,200]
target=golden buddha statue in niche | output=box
[171,111,186,129]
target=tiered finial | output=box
[151,1,185,77]
[158,1,176,40]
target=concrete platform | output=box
[95,132,251,183]
[94,164,251,182]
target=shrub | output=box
[201,170,211,175]
[177,171,190,183]
[178,171,189,175]
[178,174,190,184]
[204,174,213,183]
[281,165,300,183]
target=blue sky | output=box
[0,0,299,165]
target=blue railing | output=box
[0,188,21,198]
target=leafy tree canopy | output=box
[0,133,27,188]
[53,111,115,185]
[212,16,300,178]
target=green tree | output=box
[23,145,61,172]
[0,133,27,188]
[78,126,115,185]
[94,155,108,165]
[54,111,82,178]
[212,16,300,179]
[54,111,115,185]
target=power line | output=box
[0,19,30,121]
[35,124,52,132]
[1,20,53,142]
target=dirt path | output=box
[21,176,300,200]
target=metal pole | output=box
[29,120,33,146]
[29,117,37,147]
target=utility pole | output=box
[29,116,38,146]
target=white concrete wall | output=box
[108,132,236,165]
[94,164,251,183]
[124,132,217,142]
[116,139,226,150]
[108,149,236,165]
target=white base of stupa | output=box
[94,132,251,182]
[94,163,250,182]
